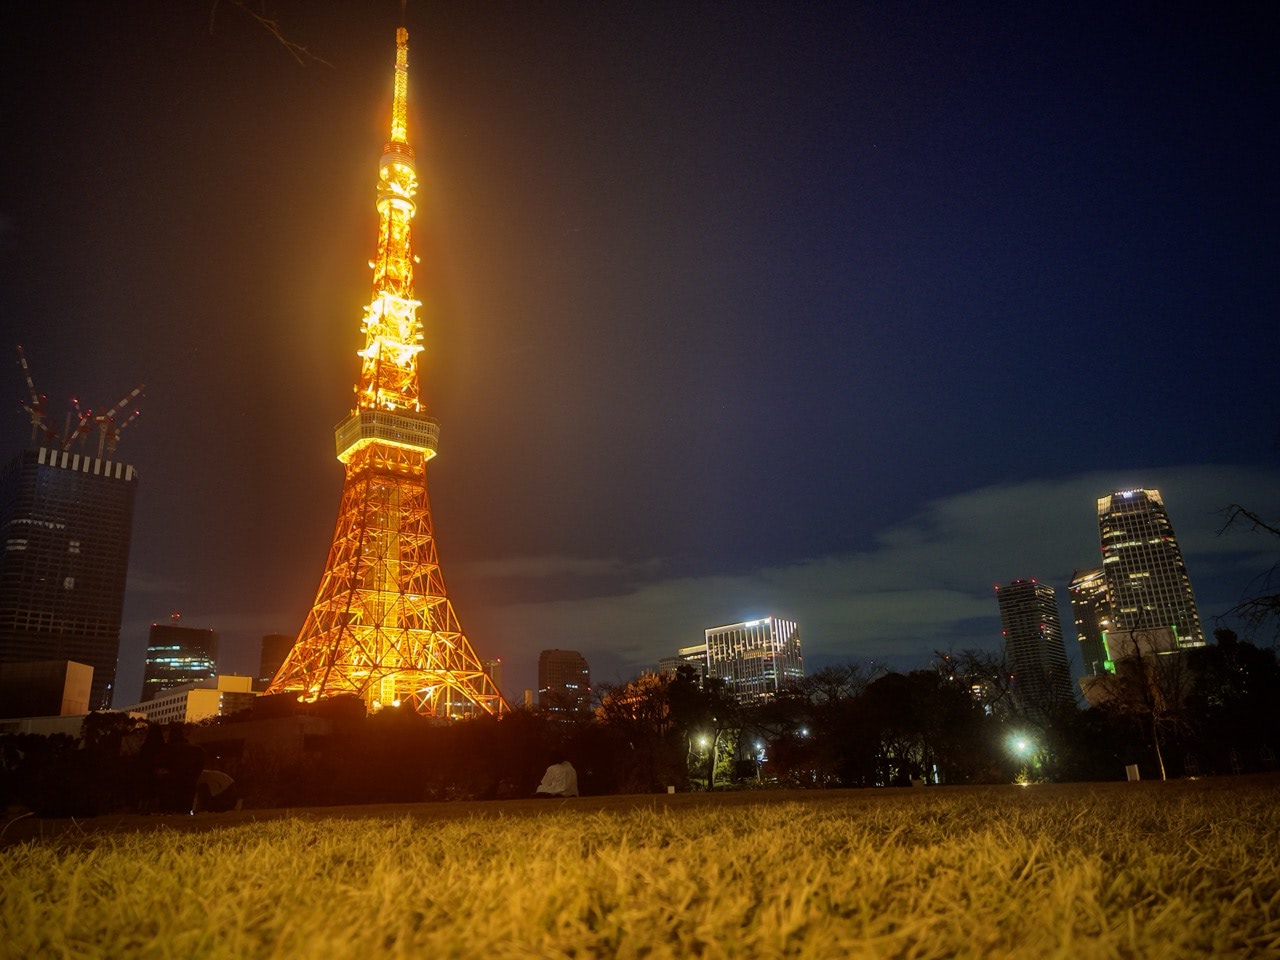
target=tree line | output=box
[1,629,1276,818]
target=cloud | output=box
[456,555,661,580]
[124,567,191,595]
[468,465,1280,686]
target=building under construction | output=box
[0,348,143,709]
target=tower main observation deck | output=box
[269,26,507,718]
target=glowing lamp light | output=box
[1008,734,1035,757]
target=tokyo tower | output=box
[269,25,507,718]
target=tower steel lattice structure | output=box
[269,26,507,718]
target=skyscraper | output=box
[0,446,138,709]
[996,579,1073,717]
[658,643,708,681]
[481,657,504,698]
[257,633,294,691]
[268,26,505,717]
[1097,488,1205,648]
[1068,568,1110,677]
[704,617,803,704]
[141,620,218,702]
[537,649,591,715]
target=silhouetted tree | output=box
[1184,628,1280,773]
[669,675,739,790]
[1084,627,1195,779]
[947,649,1019,719]
[854,670,1002,786]
[1218,505,1280,642]
[1049,708,1136,781]
[596,673,684,792]
[0,732,79,815]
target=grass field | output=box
[3,777,1279,958]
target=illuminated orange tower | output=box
[269,25,506,718]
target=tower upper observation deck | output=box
[337,25,435,463]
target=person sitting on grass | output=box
[535,752,579,798]
[191,767,240,813]
[155,726,205,814]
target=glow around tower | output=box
[268,26,507,718]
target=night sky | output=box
[2,2,1277,706]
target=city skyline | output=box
[2,4,1276,703]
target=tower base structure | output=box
[269,439,506,718]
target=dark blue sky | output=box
[2,2,1277,703]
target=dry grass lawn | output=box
[3,777,1278,958]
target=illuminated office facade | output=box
[537,649,591,715]
[996,579,1073,715]
[1068,567,1110,677]
[704,616,803,704]
[0,447,138,710]
[1097,488,1204,648]
[120,674,257,725]
[658,643,708,681]
[141,622,218,702]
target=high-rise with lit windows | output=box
[1097,488,1204,648]
[996,579,1073,716]
[1068,568,1110,677]
[658,643,708,681]
[704,616,803,704]
[141,620,218,702]
[257,633,294,691]
[0,447,138,710]
[537,649,590,715]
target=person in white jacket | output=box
[535,753,579,797]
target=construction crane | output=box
[16,345,53,446]
[102,407,142,455]
[13,346,145,455]
[64,395,95,451]
[92,385,145,457]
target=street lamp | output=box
[1007,732,1037,785]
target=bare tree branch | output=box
[1218,504,1280,539]
[1217,504,1280,641]
[211,0,331,66]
